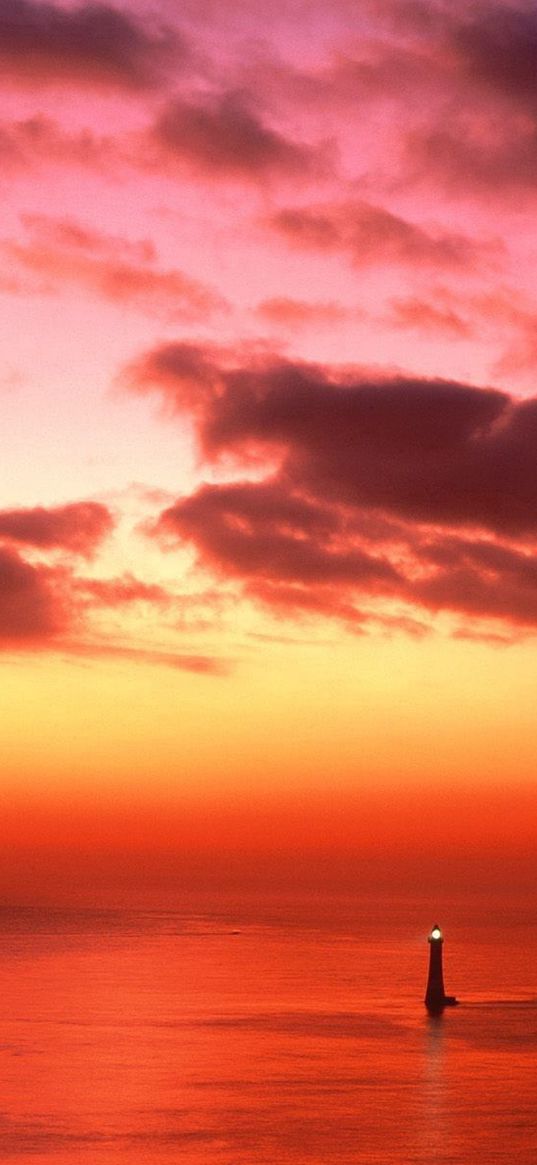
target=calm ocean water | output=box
[0,893,535,1163]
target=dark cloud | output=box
[0,501,113,555]
[303,3,537,200]
[409,122,537,195]
[0,546,70,639]
[450,4,537,110]
[269,200,492,271]
[268,208,340,251]
[124,340,228,420]
[152,93,316,180]
[151,476,537,635]
[412,533,537,625]
[0,532,228,670]
[129,343,524,533]
[0,502,184,651]
[0,501,112,644]
[129,342,537,633]
[361,0,537,116]
[156,480,401,591]
[0,0,182,90]
[396,4,537,197]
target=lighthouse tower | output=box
[425,924,457,1012]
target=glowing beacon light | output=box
[425,923,458,1013]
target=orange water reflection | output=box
[0,902,535,1163]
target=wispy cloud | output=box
[269,200,498,272]
[1,215,227,320]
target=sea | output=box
[0,891,535,1163]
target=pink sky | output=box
[2,0,537,899]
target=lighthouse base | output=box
[425,994,458,1014]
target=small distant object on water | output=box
[425,923,458,1013]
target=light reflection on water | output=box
[420,1013,449,1161]
[0,898,535,1163]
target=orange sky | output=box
[2,0,537,902]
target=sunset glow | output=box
[3,0,537,902]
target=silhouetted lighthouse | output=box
[425,924,458,1012]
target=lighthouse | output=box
[425,924,458,1012]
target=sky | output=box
[2,0,537,903]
